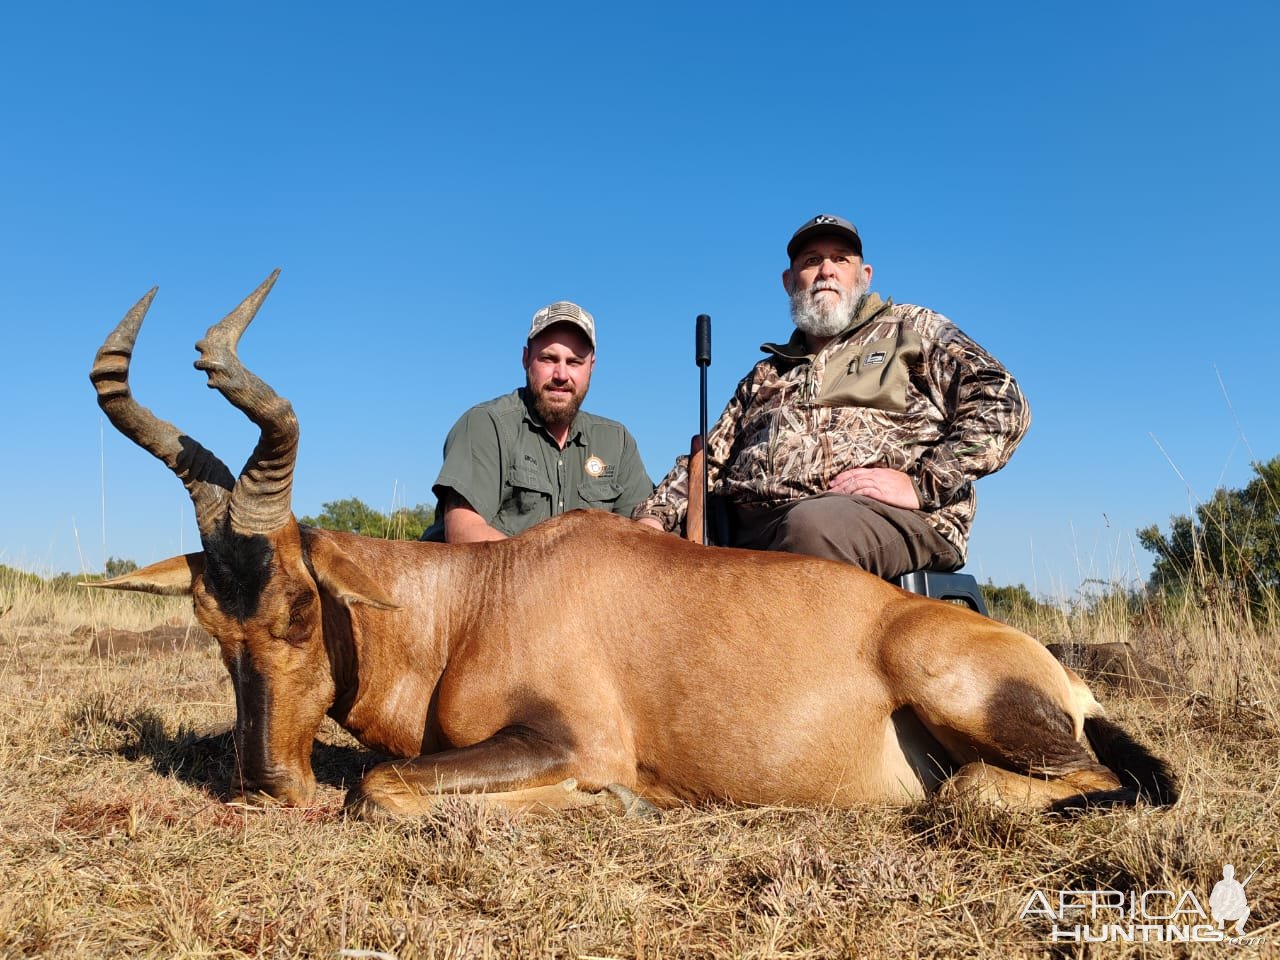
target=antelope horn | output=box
[193,270,299,535]
[91,287,235,537]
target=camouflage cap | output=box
[787,214,863,261]
[527,301,596,349]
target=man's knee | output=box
[770,495,954,579]
[773,497,887,568]
[774,499,843,549]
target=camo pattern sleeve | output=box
[896,304,1030,511]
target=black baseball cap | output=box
[787,214,862,261]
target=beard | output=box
[789,274,869,340]
[528,373,586,428]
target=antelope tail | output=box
[1084,716,1179,806]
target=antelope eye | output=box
[281,596,316,643]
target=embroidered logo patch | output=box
[584,456,607,477]
[864,351,887,365]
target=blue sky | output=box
[2,2,1276,599]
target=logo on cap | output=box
[527,300,596,348]
[787,213,862,260]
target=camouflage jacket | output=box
[632,293,1030,560]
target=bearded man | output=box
[634,214,1029,578]
[426,301,653,543]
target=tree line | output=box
[1138,455,1279,617]
[298,498,435,541]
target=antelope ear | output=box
[306,535,399,611]
[83,553,204,596]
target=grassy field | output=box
[0,569,1276,958]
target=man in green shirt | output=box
[425,301,653,543]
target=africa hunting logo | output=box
[1019,862,1265,945]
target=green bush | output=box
[299,497,435,540]
[1138,455,1280,620]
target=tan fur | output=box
[940,762,1123,809]
[101,512,1150,814]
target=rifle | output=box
[686,314,712,544]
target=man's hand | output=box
[828,467,921,510]
[635,517,665,532]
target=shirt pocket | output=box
[577,477,622,508]
[818,329,922,413]
[503,463,551,516]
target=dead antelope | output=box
[89,273,1177,817]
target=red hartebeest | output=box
[89,273,1176,817]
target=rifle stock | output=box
[686,435,705,545]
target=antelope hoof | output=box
[604,783,659,819]
[343,779,425,821]
[343,788,403,823]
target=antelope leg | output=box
[345,728,646,818]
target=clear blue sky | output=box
[2,2,1276,600]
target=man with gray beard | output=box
[424,301,653,543]
[633,214,1029,579]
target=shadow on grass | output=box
[136,725,387,799]
[65,696,385,800]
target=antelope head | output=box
[88,273,395,806]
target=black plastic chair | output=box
[894,569,988,617]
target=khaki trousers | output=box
[730,493,961,580]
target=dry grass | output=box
[1,569,1277,958]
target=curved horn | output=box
[193,270,299,535]
[91,287,236,536]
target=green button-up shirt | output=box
[430,389,653,539]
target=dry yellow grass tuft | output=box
[0,570,1276,958]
